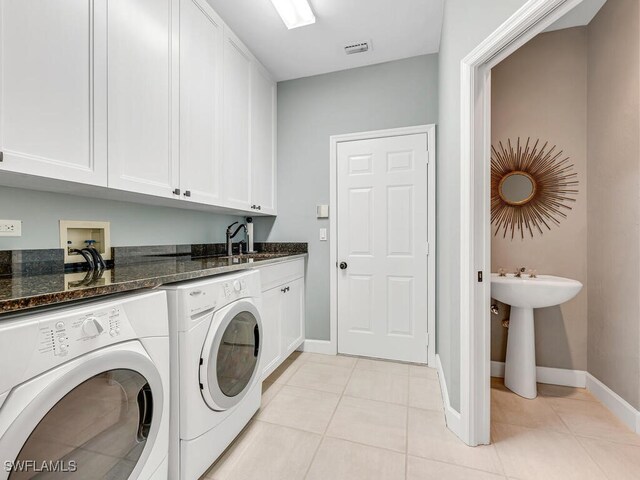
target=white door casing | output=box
[336,131,432,364]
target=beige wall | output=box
[587,0,640,409]
[491,27,589,370]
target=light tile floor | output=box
[202,353,640,480]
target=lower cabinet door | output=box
[260,286,283,379]
[281,278,305,358]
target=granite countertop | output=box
[0,244,307,315]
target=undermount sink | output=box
[491,273,583,399]
[491,274,583,309]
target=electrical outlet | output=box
[0,220,22,237]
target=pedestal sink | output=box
[491,273,583,399]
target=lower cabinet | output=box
[258,260,305,379]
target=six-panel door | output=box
[337,133,429,363]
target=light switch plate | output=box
[319,228,327,241]
[316,205,329,218]
[0,220,22,237]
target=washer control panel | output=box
[37,306,128,358]
[223,279,247,299]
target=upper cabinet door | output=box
[0,0,107,186]
[179,0,223,205]
[107,0,179,198]
[251,64,277,215]
[222,28,252,211]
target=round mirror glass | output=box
[499,172,536,205]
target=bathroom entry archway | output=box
[458,0,585,446]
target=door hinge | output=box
[0,151,3,162]
[426,335,430,347]
[477,271,483,282]
[426,242,430,255]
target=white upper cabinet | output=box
[222,28,252,211]
[179,0,224,205]
[0,0,277,215]
[250,63,277,215]
[0,0,107,186]
[107,0,180,199]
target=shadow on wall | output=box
[491,301,573,369]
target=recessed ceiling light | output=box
[269,0,316,30]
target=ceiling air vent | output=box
[344,41,370,55]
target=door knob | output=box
[339,262,348,270]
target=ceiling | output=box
[206,0,444,82]
[545,0,607,32]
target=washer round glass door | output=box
[200,300,262,411]
[8,369,153,480]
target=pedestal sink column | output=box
[504,306,537,399]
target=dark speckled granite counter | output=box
[0,243,307,315]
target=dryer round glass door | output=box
[200,301,262,411]
[9,370,153,480]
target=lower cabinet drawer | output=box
[258,258,304,292]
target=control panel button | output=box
[110,329,117,337]
[233,280,241,292]
[240,279,247,290]
[55,321,65,330]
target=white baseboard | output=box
[490,361,586,388]
[301,339,336,355]
[586,373,640,434]
[436,354,463,438]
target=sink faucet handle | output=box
[528,269,537,278]
[498,267,507,277]
[514,266,527,278]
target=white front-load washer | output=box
[0,290,170,480]
[161,270,263,480]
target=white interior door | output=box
[337,133,429,363]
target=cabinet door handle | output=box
[173,188,181,196]
[183,190,191,197]
[0,151,4,162]
[257,205,262,211]
[281,286,290,293]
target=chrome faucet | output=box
[226,222,248,256]
[514,267,527,278]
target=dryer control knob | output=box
[233,280,241,292]
[82,317,104,338]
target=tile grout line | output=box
[301,357,359,480]
[404,372,410,480]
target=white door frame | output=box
[459,0,584,445]
[304,125,436,367]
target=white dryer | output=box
[161,270,263,480]
[0,290,170,480]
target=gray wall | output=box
[491,27,589,371]
[254,55,439,340]
[587,0,640,409]
[0,187,243,250]
[437,0,527,412]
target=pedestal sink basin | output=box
[491,273,583,399]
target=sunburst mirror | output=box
[491,137,579,240]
